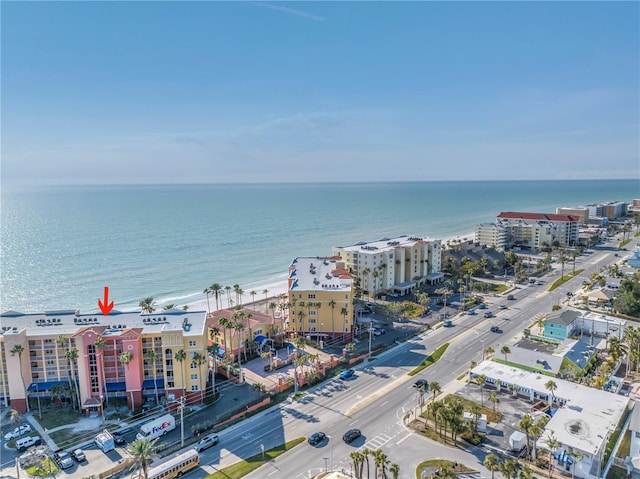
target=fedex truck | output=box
[136,414,176,441]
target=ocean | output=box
[1,180,638,313]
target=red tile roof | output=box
[498,212,580,222]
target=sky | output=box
[1,1,639,185]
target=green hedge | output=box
[408,343,449,376]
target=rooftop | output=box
[288,256,353,292]
[336,234,439,253]
[0,308,207,338]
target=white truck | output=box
[509,431,527,452]
[95,430,115,453]
[136,414,176,441]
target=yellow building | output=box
[287,257,354,342]
[0,308,209,412]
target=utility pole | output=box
[367,324,373,361]
[179,396,185,447]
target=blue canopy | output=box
[254,335,267,345]
[142,378,164,389]
[27,380,68,392]
[105,381,126,392]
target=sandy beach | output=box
[170,231,475,314]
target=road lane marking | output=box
[396,433,411,445]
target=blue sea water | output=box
[1,180,638,313]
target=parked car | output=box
[71,449,87,462]
[112,432,126,445]
[307,432,326,446]
[54,450,75,470]
[16,436,41,451]
[342,429,362,444]
[196,433,220,452]
[339,369,355,380]
[413,379,428,389]
[4,424,32,441]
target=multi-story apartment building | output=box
[332,235,443,297]
[496,212,580,250]
[474,223,508,251]
[585,201,628,220]
[287,257,354,341]
[556,207,589,225]
[0,308,208,413]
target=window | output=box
[188,341,196,347]
[308,294,316,299]
[190,374,198,380]
[309,311,316,316]
[191,385,199,391]
[309,319,316,324]
[190,363,197,369]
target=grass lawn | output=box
[205,437,305,479]
[25,457,59,477]
[416,459,476,479]
[606,465,630,479]
[408,343,449,376]
[36,409,81,430]
[616,430,632,459]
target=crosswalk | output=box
[359,432,394,451]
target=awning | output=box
[142,378,164,389]
[254,335,267,345]
[27,380,68,392]
[105,381,126,392]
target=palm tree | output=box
[10,344,28,412]
[233,321,245,382]
[145,349,160,406]
[174,350,187,399]
[66,348,82,411]
[372,449,389,479]
[211,283,223,311]
[203,286,212,315]
[558,253,568,280]
[139,297,155,313]
[127,438,158,479]
[225,286,232,308]
[501,345,511,362]
[119,351,134,408]
[567,448,584,479]
[484,454,501,479]
[94,336,108,406]
[501,459,519,479]
[488,391,499,412]
[192,352,206,403]
[430,381,441,402]
[476,374,486,405]
[249,290,257,308]
[484,346,495,359]
[519,414,535,460]
[543,434,560,478]
[535,316,546,334]
[361,448,372,479]
[262,289,269,313]
[520,465,534,479]
[328,299,337,341]
[162,304,176,311]
[545,380,558,405]
[350,451,364,479]
[389,463,400,479]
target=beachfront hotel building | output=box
[287,257,355,341]
[474,223,508,252]
[492,212,580,250]
[471,361,630,479]
[332,235,443,297]
[0,308,208,413]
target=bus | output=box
[139,449,200,479]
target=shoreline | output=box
[163,231,476,314]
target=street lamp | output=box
[100,395,105,423]
[367,323,373,361]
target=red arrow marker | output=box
[98,286,114,316]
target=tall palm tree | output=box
[484,454,501,479]
[225,286,232,308]
[328,299,336,341]
[292,336,306,395]
[543,434,560,478]
[94,336,108,406]
[350,451,364,479]
[66,348,82,411]
[545,380,558,405]
[192,352,206,403]
[145,349,160,406]
[484,346,495,359]
[139,297,155,313]
[211,283,223,311]
[119,351,134,408]
[372,449,389,479]
[127,438,158,479]
[249,290,257,308]
[174,350,187,399]
[360,448,372,479]
[262,289,269,313]
[501,459,519,479]
[520,465,534,479]
[519,414,534,460]
[10,344,28,412]
[430,381,441,402]
[218,317,230,358]
[389,463,400,479]
[534,316,546,335]
[476,374,486,405]
[233,321,245,382]
[488,391,499,412]
[501,345,511,362]
[203,286,212,315]
[567,448,584,479]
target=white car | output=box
[4,424,32,441]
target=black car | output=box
[343,429,361,444]
[413,379,428,390]
[490,325,501,333]
[307,432,326,446]
[112,432,126,445]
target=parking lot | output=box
[454,381,542,456]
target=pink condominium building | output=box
[0,308,208,413]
